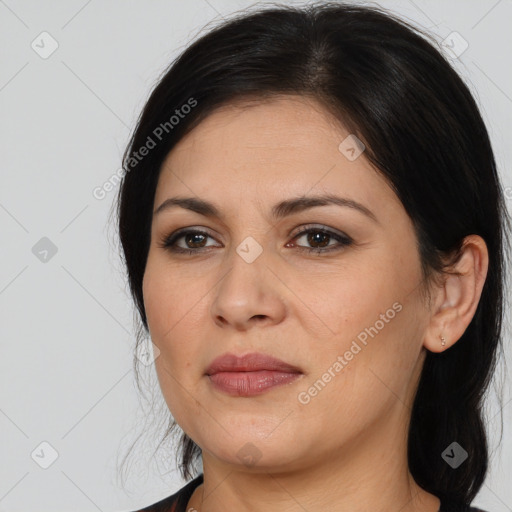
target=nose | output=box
[209,241,287,331]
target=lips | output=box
[205,352,303,397]
[205,352,302,375]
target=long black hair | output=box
[114,2,511,509]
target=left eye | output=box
[288,226,353,254]
[159,226,353,255]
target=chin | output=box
[198,427,305,471]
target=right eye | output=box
[158,229,220,255]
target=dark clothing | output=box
[131,473,489,512]
[133,474,203,512]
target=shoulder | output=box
[129,473,204,512]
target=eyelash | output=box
[158,225,353,256]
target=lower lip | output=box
[207,370,302,396]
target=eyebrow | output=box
[153,193,378,223]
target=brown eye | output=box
[303,230,331,248]
[159,229,219,254]
[288,226,353,255]
[183,232,208,248]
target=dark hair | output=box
[114,1,511,508]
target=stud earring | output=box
[440,335,446,347]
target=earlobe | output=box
[423,235,489,353]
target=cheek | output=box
[294,304,421,445]
[294,251,424,411]
[143,267,198,373]
[143,254,199,339]
[291,257,403,341]
[153,358,206,445]
[143,256,207,421]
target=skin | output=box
[142,95,489,512]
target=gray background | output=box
[1,1,511,511]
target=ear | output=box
[423,235,489,353]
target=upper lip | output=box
[205,352,302,375]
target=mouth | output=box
[205,352,303,397]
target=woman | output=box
[116,2,510,511]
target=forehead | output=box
[163,95,345,166]
[155,95,397,216]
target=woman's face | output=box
[143,95,433,471]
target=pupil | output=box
[308,231,329,248]
[187,233,206,248]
